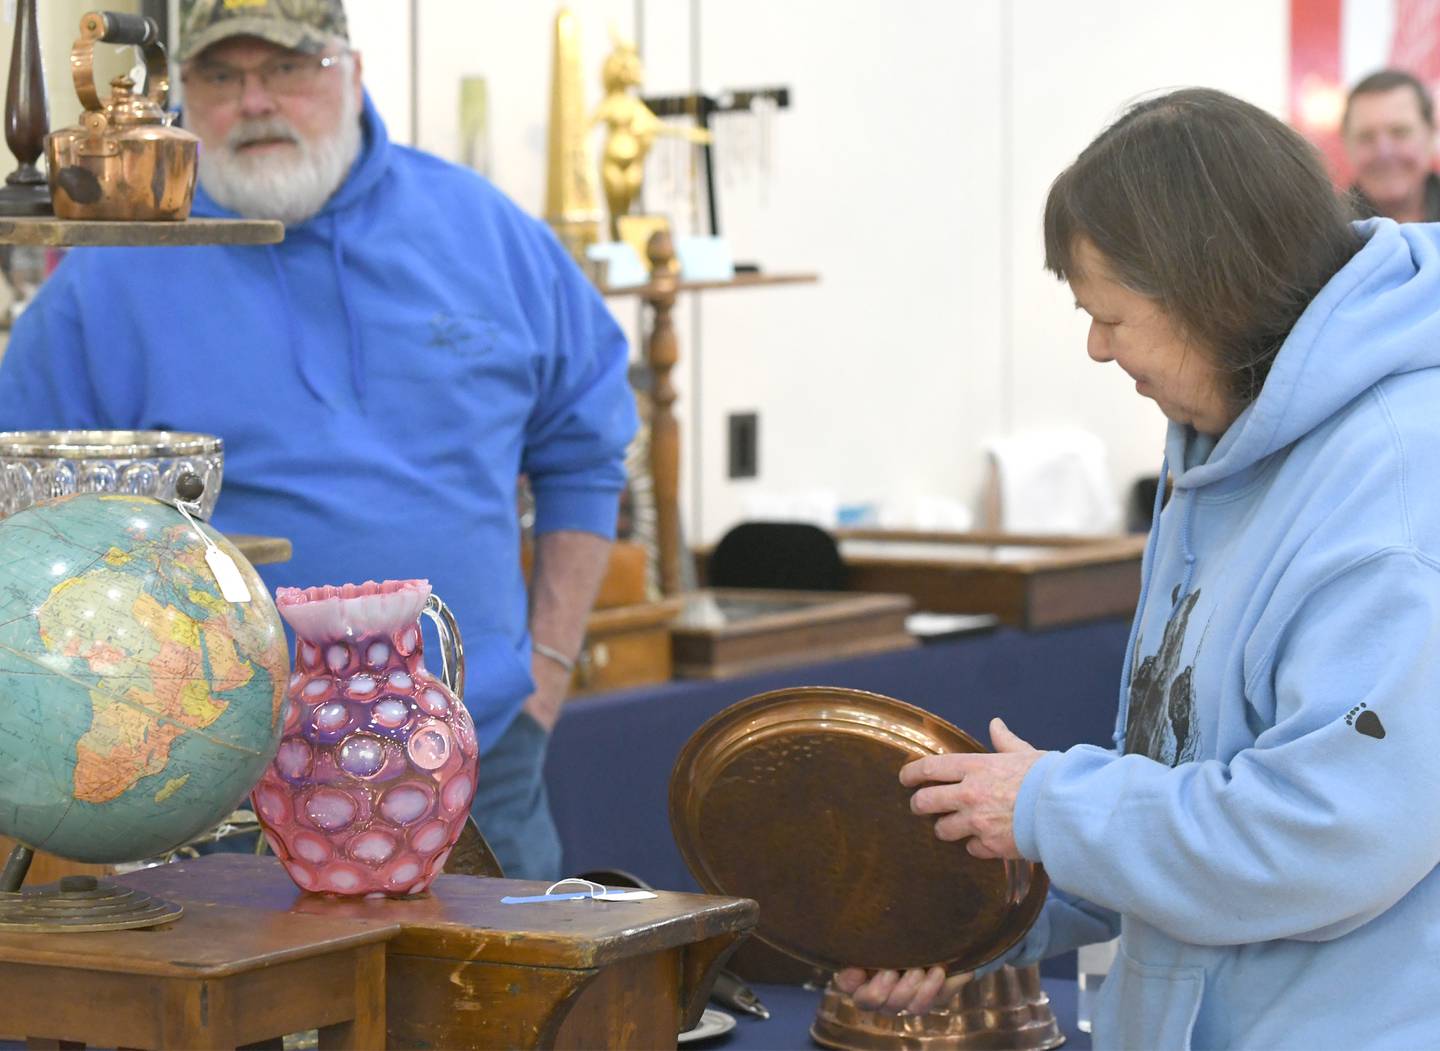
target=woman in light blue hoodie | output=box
[841,88,1440,1049]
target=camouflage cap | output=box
[178,0,349,63]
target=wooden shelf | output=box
[0,217,284,247]
[227,534,292,566]
[600,271,818,299]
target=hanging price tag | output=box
[204,546,253,603]
[174,500,251,603]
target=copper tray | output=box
[669,686,1047,973]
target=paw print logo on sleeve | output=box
[1344,702,1387,740]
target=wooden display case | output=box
[835,529,1146,630]
[669,588,915,680]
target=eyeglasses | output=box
[182,52,349,105]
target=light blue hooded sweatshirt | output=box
[1008,218,1440,1049]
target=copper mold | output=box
[812,964,1064,1051]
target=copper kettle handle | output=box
[70,11,169,115]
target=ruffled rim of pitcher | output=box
[275,579,431,641]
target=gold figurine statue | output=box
[593,31,709,238]
[544,8,603,261]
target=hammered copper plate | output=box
[669,686,1047,974]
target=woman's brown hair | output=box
[1044,88,1362,407]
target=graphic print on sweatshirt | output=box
[1124,588,1203,766]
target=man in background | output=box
[0,0,638,880]
[1343,68,1440,222]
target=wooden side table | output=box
[119,854,758,1050]
[0,900,396,1049]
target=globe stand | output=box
[0,842,33,892]
[0,846,183,933]
[0,874,184,933]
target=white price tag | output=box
[174,498,251,603]
[205,546,252,603]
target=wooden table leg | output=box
[680,931,750,1031]
[318,944,385,1051]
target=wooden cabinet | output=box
[573,598,683,695]
[836,530,1145,629]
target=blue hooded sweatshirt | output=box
[0,95,638,754]
[1004,218,1440,1048]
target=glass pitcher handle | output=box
[421,593,465,703]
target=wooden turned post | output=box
[644,230,683,595]
[0,0,51,216]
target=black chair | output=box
[706,521,848,591]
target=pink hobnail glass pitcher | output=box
[252,579,479,897]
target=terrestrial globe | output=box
[0,493,288,865]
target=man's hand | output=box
[900,718,1046,860]
[833,966,972,1015]
[521,650,572,732]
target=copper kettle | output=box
[45,11,198,221]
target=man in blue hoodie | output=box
[841,89,1440,1049]
[0,0,638,880]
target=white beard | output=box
[196,88,363,227]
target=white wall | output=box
[345,0,414,145]
[3,1,1295,544]
[688,0,1007,537]
[1005,0,1290,511]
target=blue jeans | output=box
[470,709,563,881]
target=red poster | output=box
[1290,0,1440,183]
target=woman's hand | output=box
[901,718,1046,860]
[833,966,972,1015]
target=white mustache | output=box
[228,119,301,151]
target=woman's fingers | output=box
[905,966,949,1015]
[882,967,927,1013]
[910,782,965,815]
[837,966,971,1015]
[938,970,974,1008]
[932,811,974,842]
[899,752,980,787]
[967,837,1000,858]
[852,969,900,1011]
